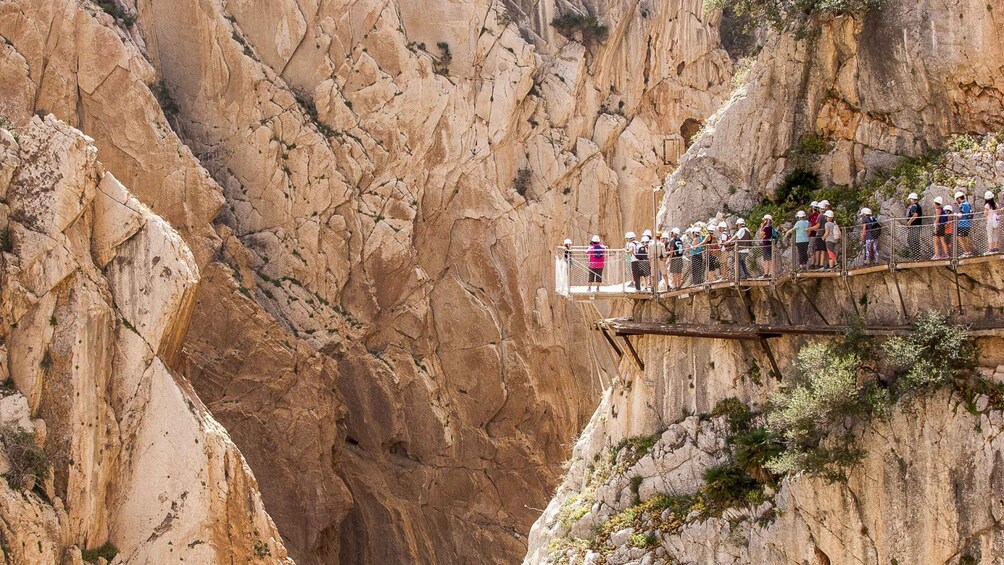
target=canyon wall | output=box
[528,0,1004,562]
[660,0,1004,226]
[0,116,290,563]
[1,0,731,562]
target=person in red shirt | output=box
[586,235,607,291]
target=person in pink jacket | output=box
[587,235,607,291]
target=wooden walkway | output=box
[567,252,1004,302]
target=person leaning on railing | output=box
[784,211,810,270]
[586,235,606,292]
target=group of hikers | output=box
[563,190,1002,293]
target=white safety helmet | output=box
[642,229,653,237]
[859,208,871,216]
[671,227,681,235]
[819,200,830,208]
[810,201,819,208]
[934,196,944,205]
[954,191,965,199]
[944,205,954,212]
[908,192,919,201]
[986,191,995,200]
[641,235,651,242]
[736,218,746,225]
[626,231,636,239]
[825,210,834,218]
[591,235,601,243]
[763,214,773,221]
[795,210,806,218]
[719,221,729,229]
[563,238,573,245]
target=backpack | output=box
[865,216,881,236]
[590,245,604,260]
[672,238,684,256]
[634,241,649,260]
[831,222,841,241]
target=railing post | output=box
[841,229,847,276]
[951,215,959,267]
[734,241,740,285]
[889,219,897,270]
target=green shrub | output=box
[702,463,759,507]
[0,425,50,490]
[82,542,119,563]
[884,310,977,391]
[732,428,784,484]
[551,13,609,45]
[765,311,978,480]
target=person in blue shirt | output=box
[955,191,974,257]
[784,210,810,270]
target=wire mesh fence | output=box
[556,205,1004,299]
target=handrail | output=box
[555,209,1003,299]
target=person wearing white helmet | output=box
[642,229,653,238]
[759,214,777,277]
[586,235,607,292]
[725,218,752,280]
[667,228,685,288]
[822,210,840,270]
[985,191,1000,253]
[715,221,732,281]
[933,196,949,259]
[783,210,810,270]
[955,191,974,257]
[810,204,827,269]
[690,223,709,285]
[706,222,723,282]
[633,234,652,291]
[904,192,924,259]
[625,231,638,289]
[562,237,573,262]
[859,208,881,265]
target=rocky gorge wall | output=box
[0,0,733,562]
[0,117,290,563]
[527,0,1004,562]
[660,0,1004,226]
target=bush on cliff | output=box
[765,311,981,480]
[705,0,885,34]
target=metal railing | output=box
[556,209,1004,299]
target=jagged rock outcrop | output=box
[660,0,1004,226]
[2,0,732,562]
[0,116,289,563]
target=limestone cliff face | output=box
[527,0,1004,562]
[1,0,730,562]
[0,117,289,563]
[660,0,1004,225]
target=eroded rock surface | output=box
[660,0,1004,225]
[0,116,289,564]
[2,0,732,562]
